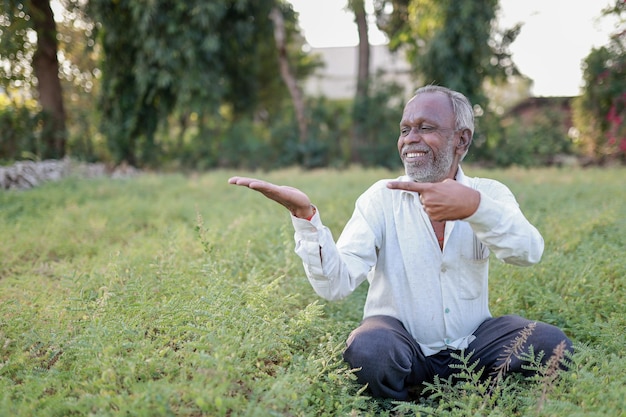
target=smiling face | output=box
[397,91,468,183]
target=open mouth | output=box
[403,149,429,162]
[405,151,427,158]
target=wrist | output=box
[304,205,316,221]
[293,205,315,220]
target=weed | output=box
[490,321,537,387]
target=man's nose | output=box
[403,128,423,144]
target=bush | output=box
[0,100,42,162]
[573,29,626,163]
[495,109,574,167]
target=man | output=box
[228,85,572,400]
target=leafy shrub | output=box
[495,108,574,167]
[573,28,626,163]
[0,99,42,162]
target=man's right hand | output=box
[386,178,480,221]
[228,176,315,219]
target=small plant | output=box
[535,340,570,413]
[490,321,537,387]
[194,210,213,255]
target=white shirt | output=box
[291,167,544,356]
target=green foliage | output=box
[0,0,101,162]
[0,99,43,162]
[573,23,626,163]
[0,0,71,159]
[0,166,625,416]
[486,108,574,167]
[374,0,520,110]
[7,0,621,170]
[417,0,496,107]
[86,0,314,168]
[56,4,103,163]
[89,0,204,166]
[168,83,403,172]
[167,98,340,171]
[0,0,38,91]
[350,77,406,168]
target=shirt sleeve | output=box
[464,179,544,266]
[291,195,379,300]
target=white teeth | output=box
[406,152,426,158]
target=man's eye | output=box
[400,127,410,136]
[419,125,435,133]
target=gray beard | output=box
[403,144,455,183]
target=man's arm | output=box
[463,180,544,266]
[228,176,372,300]
[386,177,543,265]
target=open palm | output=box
[228,176,313,218]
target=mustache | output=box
[401,145,430,154]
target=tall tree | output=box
[88,0,314,167]
[572,0,626,163]
[89,0,180,165]
[270,6,307,144]
[374,0,519,110]
[0,0,67,158]
[347,0,371,164]
[31,0,66,158]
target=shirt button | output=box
[445,338,450,344]
[445,308,450,314]
[441,266,447,273]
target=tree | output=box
[54,5,102,161]
[347,0,371,164]
[0,0,67,158]
[270,6,307,145]
[30,0,66,158]
[572,1,626,163]
[373,0,519,110]
[87,0,316,167]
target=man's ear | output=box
[456,129,472,153]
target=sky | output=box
[288,0,620,97]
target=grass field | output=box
[1,166,625,416]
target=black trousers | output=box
[343,315,573,400]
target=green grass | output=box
[0,166,625,416]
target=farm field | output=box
[1,166,625,416]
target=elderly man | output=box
[228,85,572,400]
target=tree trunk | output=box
[30,0,67,159]
[350,0,370,164]
[269,7,307,145]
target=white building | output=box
[303,44,415,100]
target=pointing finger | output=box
[386,181,432,193]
